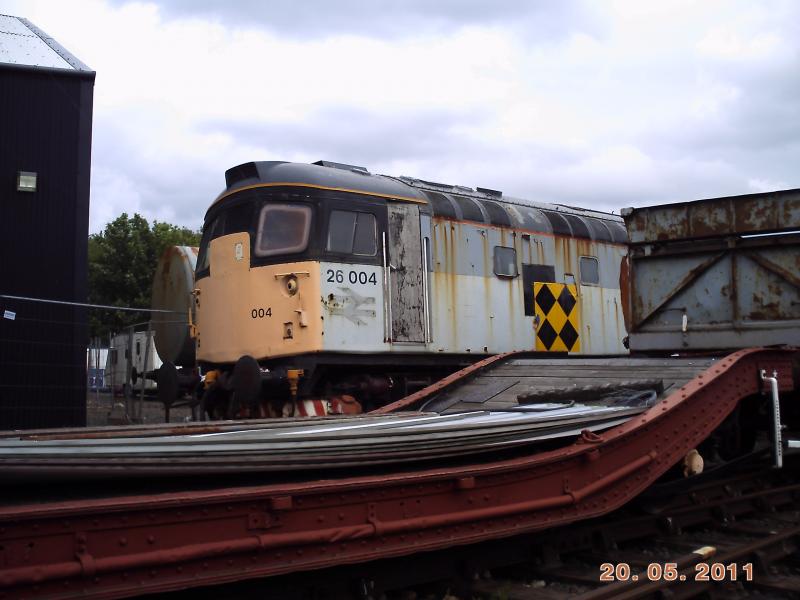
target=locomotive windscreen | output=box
[255,204,312,257]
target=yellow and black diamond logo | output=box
[533,283,581,352]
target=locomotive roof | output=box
[218,161,427,205]
[216,161,627,244]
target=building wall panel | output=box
[0,67,93,429]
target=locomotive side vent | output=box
[477,186,503,198]
[313,160,370,175]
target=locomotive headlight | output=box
[285,275,299,296]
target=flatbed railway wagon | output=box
[0,189,798,600]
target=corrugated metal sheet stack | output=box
[0,398,652,480]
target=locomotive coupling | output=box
[287,369,305,402]
[203,369,219,388]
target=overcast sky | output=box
[3,0,799,232]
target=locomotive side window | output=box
[493,246,518,277]
[326,210,377,256]
[580,256,600,285]
[223,202,253,235]
[353,213,377,255]
[255,204,312,257]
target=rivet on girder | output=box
[248,512,272,530]
[585,449,600,462]
[269,496,293,511]
[456,476,476,490]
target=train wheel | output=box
[231,356,261,407]
[200,386,227,420]
[225,393,241,420]
[190,381,204,421]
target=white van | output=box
[106,330,163,396]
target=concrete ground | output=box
[86,391,193,426]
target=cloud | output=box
[201,106,489,166]
[112,0,600,40]
[2,0,799,234]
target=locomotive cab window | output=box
[493,246,518,278]
[580,256,600,285]
[196,215,224,272]
[196,200,256,274]
[255,204,312,257]
[326,210,377,256]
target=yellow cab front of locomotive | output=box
[194,217,323,367]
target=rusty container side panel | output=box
[623,189,800,351]
[623,188,800,244]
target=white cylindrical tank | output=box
[151,246,198,366]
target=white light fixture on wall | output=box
[17,171,37,192]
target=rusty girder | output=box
[0,347,796,599]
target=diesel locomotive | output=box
[192,160,629,418]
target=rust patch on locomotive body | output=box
[619,254,632,332]
[429,218,460,348]
[481,225,493,342]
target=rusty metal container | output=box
[621,189,800,351]
[151,246,198,366]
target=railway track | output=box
[462,453,800,599]
[163,453,800,599]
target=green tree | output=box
[88,214,200,336]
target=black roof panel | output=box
[216,161,426,208]
[214,160,625,244]
[479,199,511,227]
[452,195,485,222]
[424,191,457,219]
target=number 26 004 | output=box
[326,269,377,285]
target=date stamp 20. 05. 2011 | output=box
[600,560,753,583]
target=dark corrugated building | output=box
[0,15,94,429]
